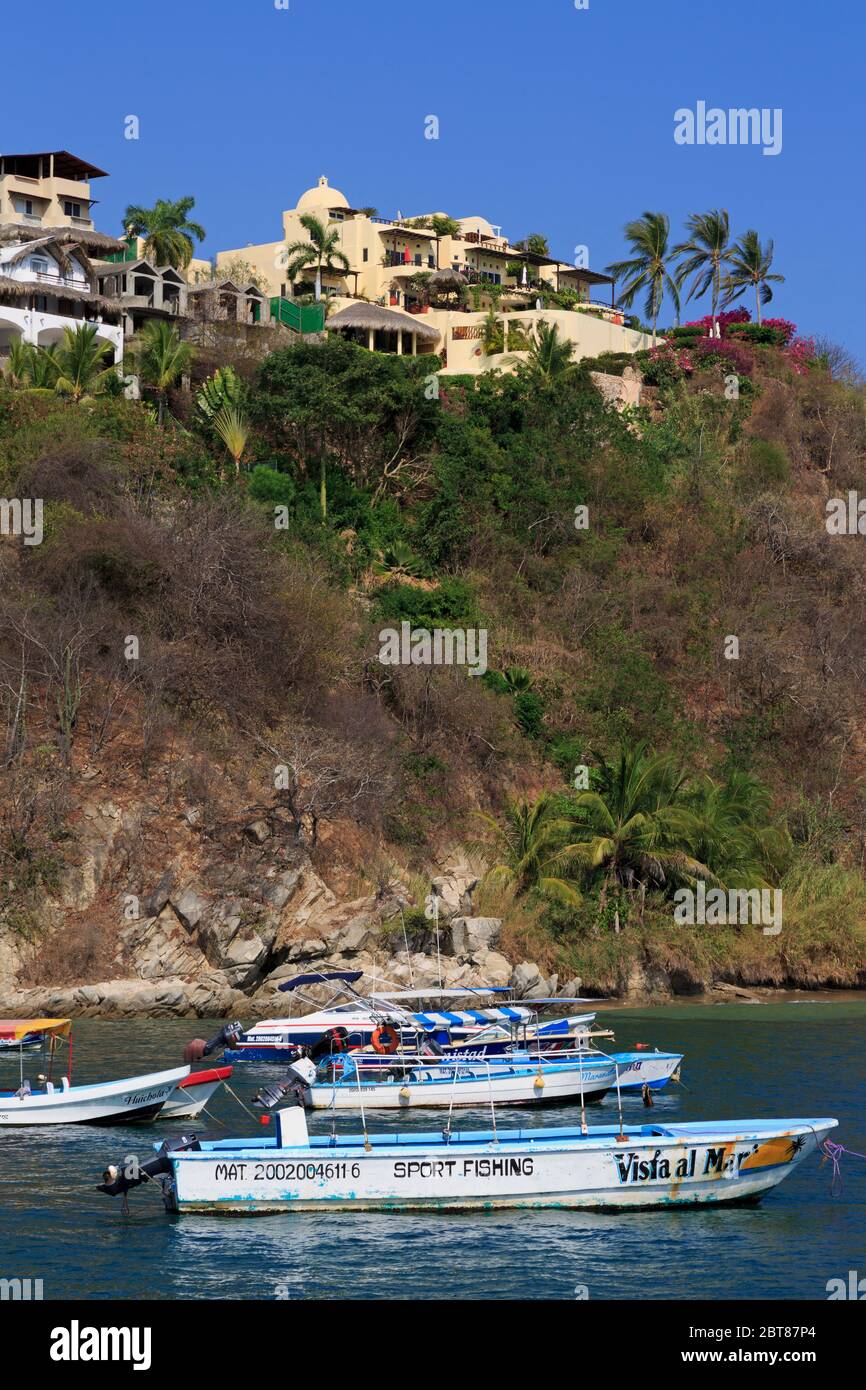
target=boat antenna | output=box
[443,1056,460,1143]
[399,906,415,987]
[430,891,443,988]
[485,1059,499,1145]
[354,1061,372,1151]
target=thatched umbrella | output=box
[326,302,440,347]
[428,268,468,291]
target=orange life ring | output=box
[371,1024,400,1055]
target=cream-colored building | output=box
[214,175,653,373]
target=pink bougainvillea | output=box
[784,336,817,374]
[683,308,751,334]
[691,337,754,374]
[760,317,797,345]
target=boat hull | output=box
[167,1117,836,1214]
[0,1065,189,1126]
[162,1066,232,1121]
[611,1052,683,1093]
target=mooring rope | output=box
[822,1139,866,1196]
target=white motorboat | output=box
[269,1050,617,1110]
[98,1105,839,1214]
[0,1019,232,1126]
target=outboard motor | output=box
[183,1021,243,1064]
[309,1027,349,1060]
[97,1135,201,1212]
[253,1053,317,1111]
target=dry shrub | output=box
[18,441,125,516]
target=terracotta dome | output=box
[296,175,349,213]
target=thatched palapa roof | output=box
[0,223,124,255]
[0,277,121,313]
[428,268,468,289]
[326,302,440,342]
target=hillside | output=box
[1,317,866,1016]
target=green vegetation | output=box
[1,280,864,991]
[122,196,206,269]
[284,212,350,301]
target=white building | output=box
[0,237,123,364]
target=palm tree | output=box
[52,324,116,402]
[721,230,784,325]
[122,197,206,269]
[429,214,461,269]
[482,309,504,356]
[523,321,580,382]
[284,213,350,301]
[605,212,681,346]
[212,404,249,475]
[516,233,550,258]
[673,209,733,333]
[136,320,193,426]
[5,339,37,387]
[478,794,583,908]
[688,769,790,887]
[550,742,714,900]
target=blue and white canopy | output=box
[407,1006,532,1030]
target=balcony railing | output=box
[30,268,89,290]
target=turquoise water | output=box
[1,1002,864,1300]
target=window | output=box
[362,248,368,262]
[24,200,33,215]
[64,200,82,218]
[31,257,49,275]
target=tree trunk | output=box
[319,454,327,519]
[756,282,762,325]
[315,265,322,301]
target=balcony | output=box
[31,268,89,291]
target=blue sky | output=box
[4,0,864,355]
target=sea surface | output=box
[1,1000,864,1300]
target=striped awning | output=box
[408,1007,531,1029]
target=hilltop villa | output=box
[213,174,654,374]
[0,153,653,381]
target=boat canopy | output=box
[278,971,363,994]
[408,1006,532,1029]
[0,1018,71,1041]
[369,988,511,1002]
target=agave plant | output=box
[372,541,426,581]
